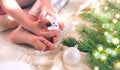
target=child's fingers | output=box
[52,32,60,43]
[38,36,54,50]
[59,22,65,30]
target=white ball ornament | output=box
[63,45,81,65]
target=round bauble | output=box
[63,47,81,65]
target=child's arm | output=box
[0,0,42,35]
[0,0,32,25]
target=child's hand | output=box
[26,12,60,43]
[38,5,65,31]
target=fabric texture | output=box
[29,0,69,17]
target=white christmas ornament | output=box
[63,45,81,65]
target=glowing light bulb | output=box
[117,45,120,48]
[115,14,120,19]
[112,38,119,45]
[94,66,99,70]
[105,48,112,54]
[104,6,108,11]
[100,54,107,61]
[111,50,117,56]
[114,61,120,70]
[104,32,109,36]
[112,18,118,23]
[102,23,109,28]
[97,44,103,51]
[106,35,113,43]
[93,51,101,59]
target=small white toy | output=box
[45,15,60,30]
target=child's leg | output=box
[10,26,54,51]
[0,14,19,31]
[0,9,31,32]
[0,7,37,32]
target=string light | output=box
[94,66,99,70]
[111,50,117,56]
[113,31,117,34]
[106,35,113,43]
[102,23,109,28]
[97,44,103,51]
[93,51,101,59]
[100,54,107,61]
[114,60,120,70]
[103,6,108,11]
[105,48,112,54]
[112,18,118,23]
[115,14,120,19]
[117,45,120,48]
[104,32,109,36]
[112,38,119,45]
